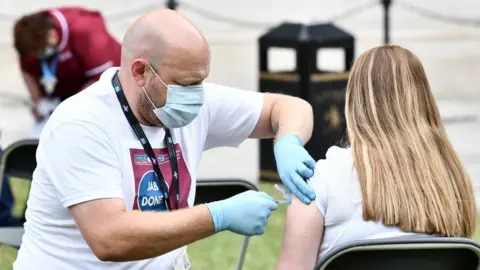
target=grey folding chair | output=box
[194,178,258,270]
[0,139,39,248]
[314,236,480,270]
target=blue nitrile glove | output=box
[274,134,316,204]
[206,190,278,236]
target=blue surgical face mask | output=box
[142,63,204,128]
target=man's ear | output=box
[131,60,149,88]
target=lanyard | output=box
[40,56,58,96]
[111,71,180,211]
[41,56,58,77]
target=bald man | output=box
[14,9,316,269]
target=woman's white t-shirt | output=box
[308,146,428,260]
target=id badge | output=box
[173,247,191,270]
[40,75,57,96]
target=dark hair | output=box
[13,12,54,56]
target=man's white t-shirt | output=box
[13,67,264,269]
[308,146,430,261]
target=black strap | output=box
[112,71,180,210]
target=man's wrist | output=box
[205,201,226,233]
[31,106,44,121]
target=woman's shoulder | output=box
[326,145,352,160]
[310,146,361,223]
[314,146,354,176]
[309,146,356,206]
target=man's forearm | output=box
[21,71,45,121]
[103,205,215,261]
[271,96,314,144]
[21,71,41,105]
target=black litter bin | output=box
[258,22,355,182]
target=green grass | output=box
[1,180,480,270]
[0,177,31,270]
[188,183,287,270]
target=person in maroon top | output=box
[13,7,121,138]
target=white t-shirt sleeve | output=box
[203,83,264,150]
[308,160,329,217]
[308,146,356,218]
[39,121,123,208]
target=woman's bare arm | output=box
[276,196,324,270]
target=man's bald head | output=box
[118,9,210,127]
[121,8,209,69]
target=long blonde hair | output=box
[345,45,476,237]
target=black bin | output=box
[258,22,355,182]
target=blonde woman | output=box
[275,45,477,270]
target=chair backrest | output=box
[194,179,258,205]
[314,237,480,270]
[0,139,39,224]
[0,139,39,182]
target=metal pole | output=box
[382,0,392,44]
[236,237,250,270]
[166,0,178,10]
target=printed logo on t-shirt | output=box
[137,171,169,211]
[134,154,165,165]
[130,145,191,211]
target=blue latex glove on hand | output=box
[274,134,316,204]
[206,190,278,236]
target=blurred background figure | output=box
[13,7,121,138]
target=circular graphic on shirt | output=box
[137,170,169,212]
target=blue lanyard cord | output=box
[41,57,58,77]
